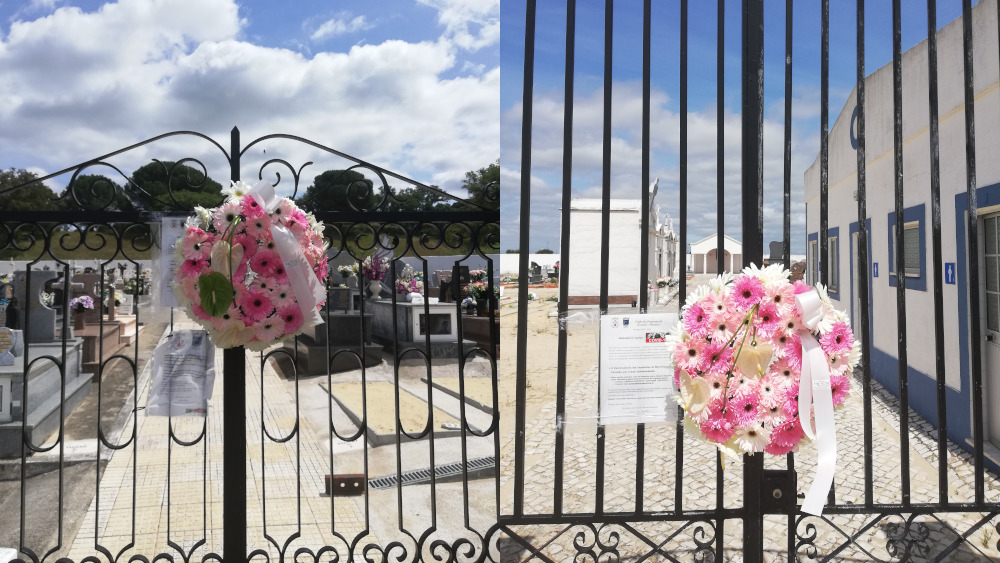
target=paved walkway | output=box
[499,275,1000,561]
[65,318,376,559]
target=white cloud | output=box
[501,83,820,253]
[309,14,372,41]
[417,0,498,51]
[0,0,499,202]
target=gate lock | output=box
[761,469,797,513]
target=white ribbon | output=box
[248,180,325,330]
[795,289,836,516]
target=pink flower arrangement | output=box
[672,264,859,460]
[172,180,329,351]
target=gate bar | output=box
[554,0,577,517]
[741,0,765,561]
[961,0,986,506]
[675,0,688,515]
[513,0,536,517]
[855,0,875,509]
[223,126,247,559]
[925,0,950,506]
[891,0,913,507]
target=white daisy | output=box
[222,180,252,202]
[733,425,771,454]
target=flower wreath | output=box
[672,264,859,514]
[172,180,330,351]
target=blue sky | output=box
[501,0,972,255]
[0,0,498,200]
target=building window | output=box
[887,204,926,291]
[828,231,839,297]
[808,235,819,286]
[890,223,920,277]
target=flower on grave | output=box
[70,296,94,313]
[172,180,330,351]
[462,296,476,308]
[465,280,489,300]
[361,252,389,282]
[470,269,487,283]
[671,263,859,463]
[656,276,669,288]
[526,291,537,301]
[394,264,423,295]
[337,263,358,278]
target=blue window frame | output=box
[827,226,840,300]
[888,203,926,291]
[807,232,819,286]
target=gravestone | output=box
[13,270,58,343]
[768,241,784,265]
[118,293,134,316]
[529,263,543,284]
[328,287,353,313]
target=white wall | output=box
[497,253,560,276]
[803,0,1000,393]
[567,209,641,297]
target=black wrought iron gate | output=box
[0,128,501,561]
[503,0,1000,561]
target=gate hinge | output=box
[761,469,797,514]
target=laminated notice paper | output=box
[599,313,677,425]
[147,329,216,417]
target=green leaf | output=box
[198,272,234,317]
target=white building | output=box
[564,180,679,305]
[687,233,743,274]
[804,0,1000,468]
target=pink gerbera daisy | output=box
[768,357,797,380]
[726,392,761,428]
[212,200,243,233]
[784,337,803,372]
[765,283,796,315]
[249,249,280,278]
[674,337,709,373]
[704,339,734,377]
[211,305,241,331]
[827,351,850,375]
[180,258,209,277]
[243,215,271,238]
[732,275,766,310]
[768,417,806,449]
[180,275,201,303]
[700,410,735,443]
[251,276,276,293]
[270,258,290,285]
[270,284,295,308]
[241,194,265,219]
[792,280,813,295]
[276,304,304,334]
[181,228,213,261]
[238,288,274,323]
[830,373,851,407]
[234,234,259,259]
[255,316,286,343]
[703,371,728,399]
[683,302,712,338]
[704,291,730,318]
[755,301,781,339]
[820,321,854,354]
[781,387,799,417]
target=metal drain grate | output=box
[368,456,496,490]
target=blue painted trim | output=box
[888,203,927,291]
[828,226,840,300]
[954,183,1000,468]
[849,219,873,343]
[808,232,819,286]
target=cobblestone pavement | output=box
[498,275,1000,562]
